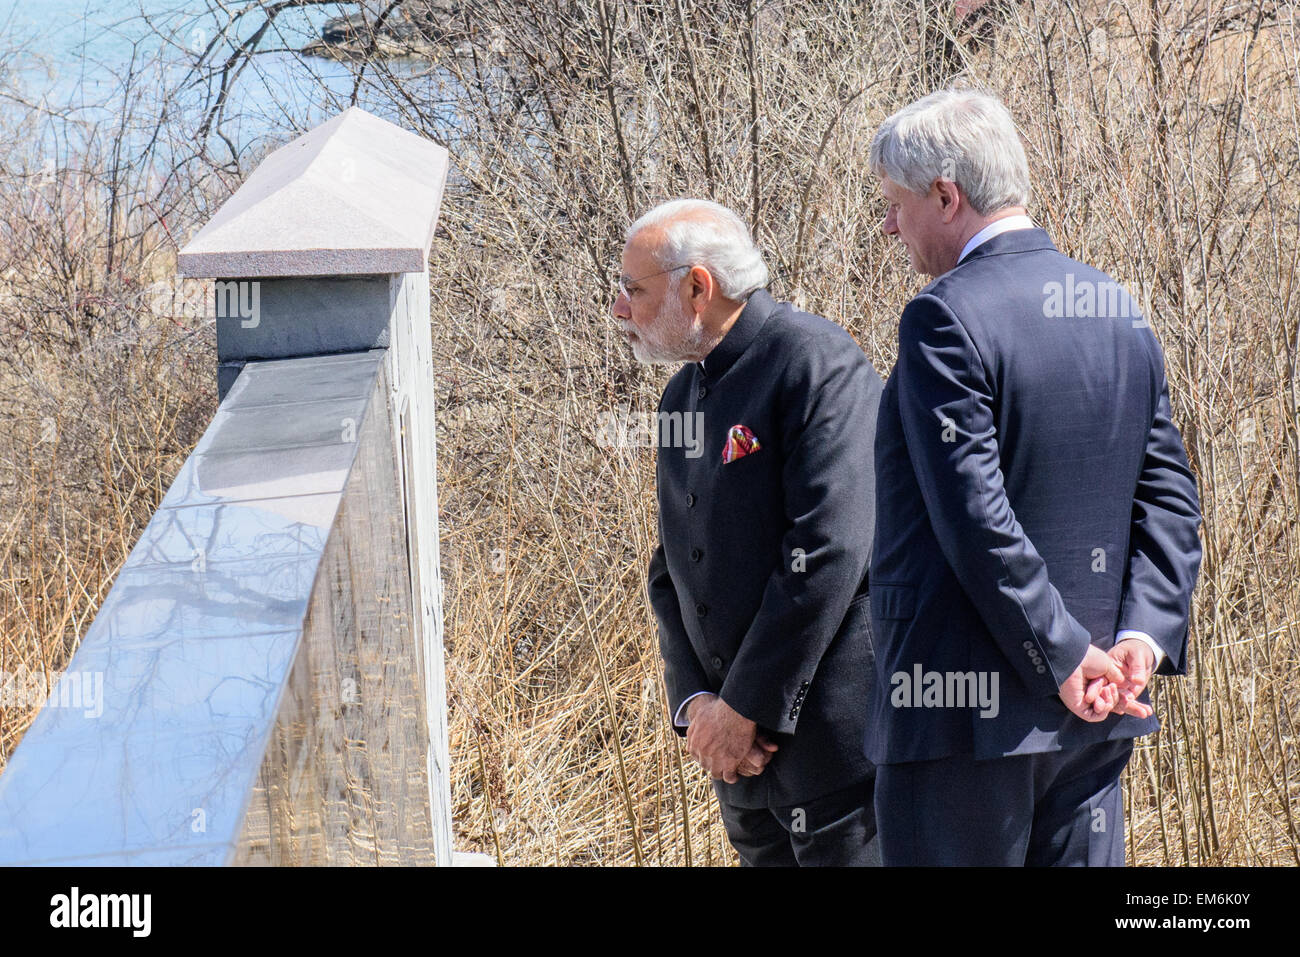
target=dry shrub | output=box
[2,0,1296,865]
[417,0,1300,865]
[0,102,216,766]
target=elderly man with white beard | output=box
[611,198,885,865]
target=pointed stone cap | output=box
[179,107,448,278]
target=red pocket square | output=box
[722,424,761,463]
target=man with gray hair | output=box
[866,89,1202,864]
[613,198,884,865]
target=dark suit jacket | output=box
[649,289,884,808]
[867,228,1202,764]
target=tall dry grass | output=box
[418,0,1300,865]
[1,0,1296,865]
[0,99,216,764]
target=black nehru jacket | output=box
[648,289,884,808]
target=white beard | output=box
[629,294,709,365]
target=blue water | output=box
[0,0,427,160]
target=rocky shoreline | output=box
[302,4,453,61]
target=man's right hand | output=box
[1104,638,1156,718]
[685,693,716,724]
[685,695,776,779]
[1058,644,1125,722]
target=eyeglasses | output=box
[617,263,690,300]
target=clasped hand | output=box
[1058,639,1157,723]
[684,640,1154,778]
[685,694,778,783]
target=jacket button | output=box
[686,493,696,507]
[696,603,708,617]
[711,655,723,670]
[697,385,707,399]
[1036,665,1047,674]
[690,547,702,562]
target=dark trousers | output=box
[874,738,1134,866]
[714,776,880,866]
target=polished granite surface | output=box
[0,350,389,865]
[234,364,438,864]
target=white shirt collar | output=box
[958,214,1035,264]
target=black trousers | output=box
[714,776,880,866]
[874,738,1134,866]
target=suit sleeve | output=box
[895,294,1091,694]
[718,338,882,734]
[1115,362,1202,675]
[648,398,712,738]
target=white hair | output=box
[626,198,769,301]
[869,89,1031,215]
